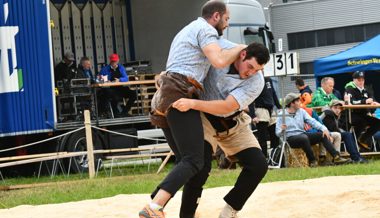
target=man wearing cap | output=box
[344,71,380,149]
[54,51,77,86]
[320,100,367,163]
[276,93,349,167]
[99,53,137,117]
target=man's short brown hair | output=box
[201,1,227,19]
[244,42,270,65]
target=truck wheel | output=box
[65,130,103,174]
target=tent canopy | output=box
[313,34,380,101]
[314,34,380,77]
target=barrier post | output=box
[84,110,95,178]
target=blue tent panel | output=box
[314,34,380,77]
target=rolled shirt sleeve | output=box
[302,109,328,132]
[229,73,265,110]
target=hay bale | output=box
[285,144,320,168]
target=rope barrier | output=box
[0,127,85,153]
[92,126,167,142]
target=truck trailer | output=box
[0,0,273,175]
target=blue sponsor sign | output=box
[0,0,54,136]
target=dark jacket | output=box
[321,110,340,132]
[333,89,342,100]
[345,81,373,115]
[54,61,77,85]
[248,77,281,118]
[77,65,95,83]
[321,109,349,132]
[300,85,313,95]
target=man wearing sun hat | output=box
[276,93,349,167]
[99,53,137,117]
[344,71,380,150]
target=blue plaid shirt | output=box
[200,39,265,117]
[166,17,219,84]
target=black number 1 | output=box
[288,53,294,69]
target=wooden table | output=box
[341,104,380,129]
[92,80,155,88]
[92,80,156,123]
[342,104,380,110]
[310,106,325,112]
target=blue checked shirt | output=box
[166,17,219,84]
[275,108,328,138]
[200,39,265,117]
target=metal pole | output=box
[277,76,287,168]
[84,110,96,178]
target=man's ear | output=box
[240,50,247,60]
[212,11,220,22]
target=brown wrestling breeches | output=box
[150,72,203,128]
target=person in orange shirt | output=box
[295,78,313,115]
[295,78,313,107]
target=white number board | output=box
[263,52,299,77]
[286,52,299,75]
[274,53,286,76]
[263,55,274,77]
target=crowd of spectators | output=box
[54,52,136,118]
[249,71,379,167]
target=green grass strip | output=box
[1,159,380,209]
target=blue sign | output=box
[0,0,55,136]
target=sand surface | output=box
[1,175,380,218]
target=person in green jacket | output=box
[308,77,340,164]
[308,77,338,108]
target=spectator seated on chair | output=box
[344,71,380,150]
[303,109,340,166]
[373,131,380,150]
[276,93,349,167]
[54,51,77,88]
[295,78,313,108]
[99,54,137,117]
[77,56,96,83]
[308,77,338,112]
[320,100,368,163]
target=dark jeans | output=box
[351,113,380,139]
[102,86,137,113]
[176,146,267,217]
[254,122,279,157]
[287,132,339,162]
[341,131,361,161]
[152,108,205,198]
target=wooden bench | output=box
[102,143,172,175]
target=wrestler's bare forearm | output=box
[202,43,246,68]
[172,95,239,115]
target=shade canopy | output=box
[314,34,380,77]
